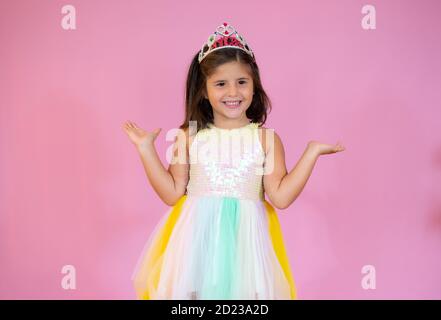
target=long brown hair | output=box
[179,48,272,132]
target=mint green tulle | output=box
[199,196,239,299]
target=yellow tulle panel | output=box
[132,195,187,299]
[263,200,297,300]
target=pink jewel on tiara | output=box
[198,22,254,63]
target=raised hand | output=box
[122,121,161,150]
[308,140,346,156]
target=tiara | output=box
[198,22,254,63]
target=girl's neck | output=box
[212,118,251,130]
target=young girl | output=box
[123,22,345,300]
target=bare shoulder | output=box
[257,126,284,155]
[173,126,195,154]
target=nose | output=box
[227,83,239,97]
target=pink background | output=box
[1,0,440,299]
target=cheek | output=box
[243,89,254,98]
[212,92,225,101]
[243,84,253,93]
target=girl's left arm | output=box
[263,129,345,210]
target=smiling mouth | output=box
[223,101,242,108]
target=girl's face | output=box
[205,61,254,123]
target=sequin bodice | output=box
[186,122,265,201]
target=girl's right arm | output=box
[123,121,190,206]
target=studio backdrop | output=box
[0,0,440,299]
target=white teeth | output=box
[224,101,241,106]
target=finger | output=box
[153,128,162,137]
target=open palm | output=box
[122,121,161,149]
[309,140,346,156]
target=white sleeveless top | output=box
[186,122,266,201]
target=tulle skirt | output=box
[131,194,297,300]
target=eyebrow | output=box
[212,77,250,83]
